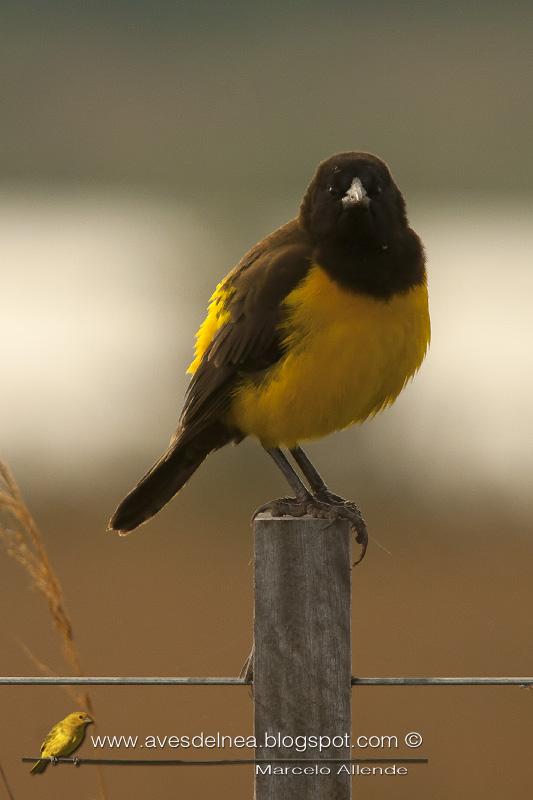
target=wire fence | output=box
[2,676,533,686]
[21,756,429,767]
[14,674,526,771]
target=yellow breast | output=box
[227,265,430,447]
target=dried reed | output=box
[0,461,108,798]
[0,758,15,800]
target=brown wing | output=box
[179,220,312,439]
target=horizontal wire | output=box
[22,756,428,767]
[2,676,533,686]
[352,677,533,686]
[0,676,247,685]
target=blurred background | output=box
[1,1,532,798]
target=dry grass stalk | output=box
[0,461,108,799]
[0,462,90,710]
[0,758,15,800]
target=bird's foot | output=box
[73,757,81,767]
[254,492,368,563]
[314,489,368,563]
[254,495,315,520]
[50,756,59,766]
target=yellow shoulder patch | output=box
[187,278,234,375]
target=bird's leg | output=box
[263,446,310,500]
[50,756,59,766]
[254,446,367,561]
[253,446,314,519]
[290,445,368,563]
[290,445,331,496]
[73,757,81,767]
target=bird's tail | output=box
[30,759,48,774]
[108,422,233,534]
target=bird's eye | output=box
[376,185,383,194]
[79,715,84,719]
[328,185,341,197]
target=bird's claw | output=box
[73,757,81,767]
[254,496,310,519]
[253,492,368,563]
[50,756,59,766]
[315,491,368,563]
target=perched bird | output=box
[30,711,93,774]
[109,152,430,559]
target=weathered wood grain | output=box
[253,513,352,800]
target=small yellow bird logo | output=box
[30,711,93,774]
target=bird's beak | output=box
[342,177,368,208]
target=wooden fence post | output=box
[253,513,352,800]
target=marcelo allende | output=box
[256,764,408,776]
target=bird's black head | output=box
[299,152,407,245]
[299,152,424,298]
